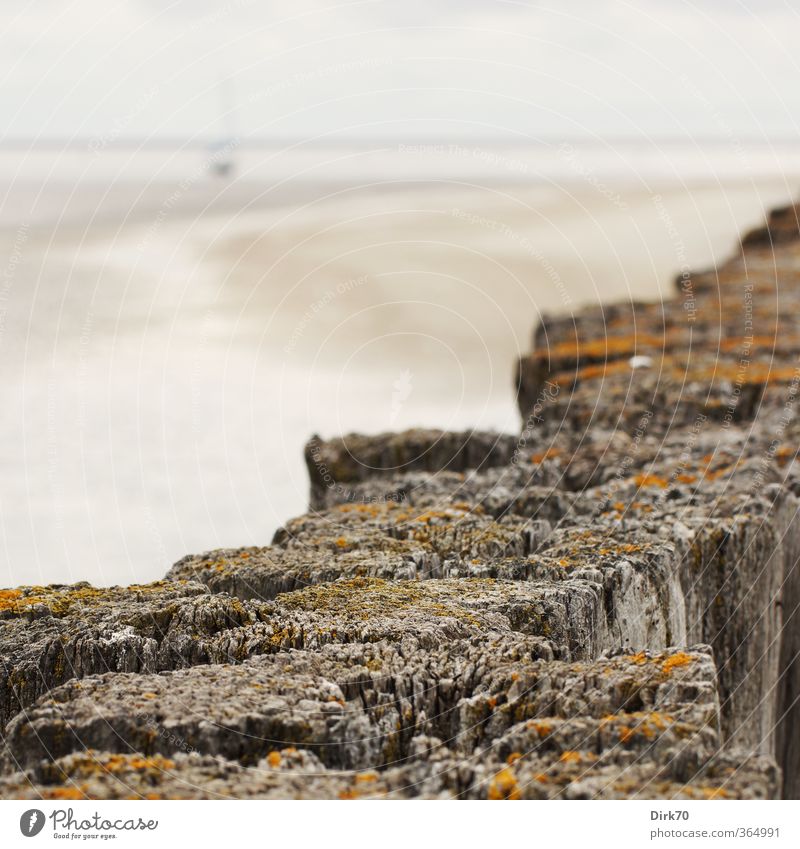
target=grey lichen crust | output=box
[2,204,800,799]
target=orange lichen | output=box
[634,473,669,489]
[531,448,561,464]
[718,335,782,354]
[619,726,635,744]
[487,768,521,800]
[545,334,665,361]
[559,751,582,764]
[571,359,634,382]
[701,786,730,800]
[128,757,175,772]
[0,583,179,616]
[0,589,23,606]
[43,787,88,800]
[661,652,694,675]
[506,752,523,765]
[266,751,282,768]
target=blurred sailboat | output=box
[209,74,237,178]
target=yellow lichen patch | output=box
[526,720,553,737]
[141,692,157,700]
[661,652,694,675]
[336,501,399,519]
[544,334,665,362]
[276,577,491,626]
[531,448,561,464]
[619,726,635,744]
[0,582,182,617]
[91,754,176,775]
[487,767,521,800]
[626,651,648,665]
[42,786,89,800]
[700,786,730,799]
[701,459,742,481]
[718,335,783,354]
[570,359,636,383]
[355,771,378,783]
[0,588,22,606]
[506,752,523,766]
[559,751,582,764]
[266,751,282,768]
[453,501,483,514]
[606,712,674,743]
[634,473,669,489]
[335,537,348,548]
[412,507,470,525]
[128,756,175,772]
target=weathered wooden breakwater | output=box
[1,202,799,799]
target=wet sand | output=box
[1,153,798,586]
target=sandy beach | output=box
[2,143,799,587]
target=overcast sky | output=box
[2,0,800,142]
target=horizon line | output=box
[2,135,800,150]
